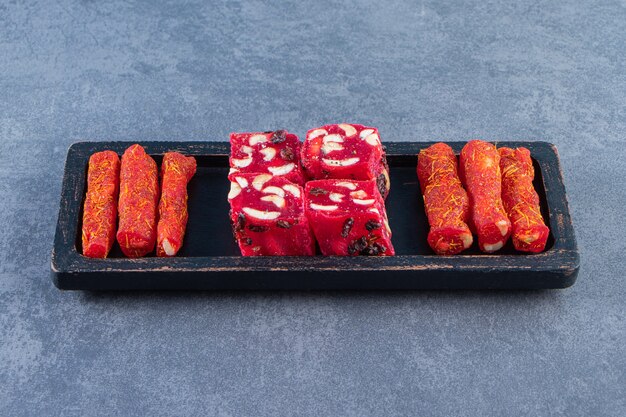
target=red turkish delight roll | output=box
[82,150,120,258]
[499,147,550,253]
[301,124,390,198]
[227,173,315,256]
[304,179,394,256]
[460,140,512,253]
[417,143,473,255]
[229,130,304,184]
[116,144,159,257]
[156,152,197,257]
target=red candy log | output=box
[156,152,197,257]
[460,140,512,253]
[417,143,473,255]
[499,147,550,253]
[82,150,120,258]
[116,144,159,257]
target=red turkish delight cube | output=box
[301,124,390,198]
[227,173,315,256]
[229,130,304,184]
[304,179,394,256]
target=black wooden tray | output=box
[51,141,579,290]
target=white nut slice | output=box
[261,195,286,208]
[262,186,285,198]
[252,173,273,191]
[483,241,503,252]
[242,207,281,220]
[321,142,344,154]
[268,163,295,176]
[338,123,357,137]
[335,181,357,190]
[249,134,268,145]
[228,182,242,199]
[329,192,344,203]
[310,203,338,211]
[231,157,253,168]
[322,157,360,167]
[369,207,380,214]
[520,231,540,244]
[308,128,328,139]
[234,176,248,188]
[350,190,368,199]
[461,233,473,249]
[260,147,276,161]
[282,184,301,198]
[365,133,380,146]
[228,168,239,175]
[241,145,253,154]
[496,220,509,236]
[322,134,344,143]
[161,238,176,256]
[359,128,375,139]
[353,198,375,205]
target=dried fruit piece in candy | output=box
[304,179,394,256]
[499,147,550,253]
[229,130,304,184]
[227,173,315,256]
[417,143,473,255]
[460,140,512,253]
[82,150,120,258]
[301,124,390,198]
[116,144,159,257]
[156,152,197,257]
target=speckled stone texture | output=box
[1,0,624,416]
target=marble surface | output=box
[1,1,625,415]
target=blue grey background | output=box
[1,0,625,416]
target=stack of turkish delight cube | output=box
[227,124,394,256]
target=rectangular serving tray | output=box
[51,141,579,290]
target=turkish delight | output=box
[499,147,550,253]
[156,152,197,257]
[227,173,315,256]
[304,179,394,256]
[81,150,120,258]
[116,144,159,257]
[459,140,511,253]
[417,143,473,255]
[301,124,390,198]
[229,130,304,184]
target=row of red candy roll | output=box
[81,144,196,258]
[418,140,549,255]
